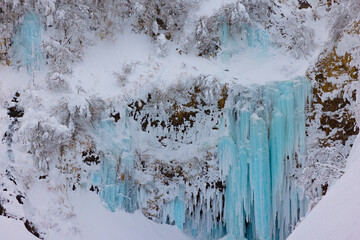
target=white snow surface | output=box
[288,135,360,240]
[1,189,189,240]
[0,216,39,240]
[68,29,311,101]
[56,191,190,240]
[196,0,238,17]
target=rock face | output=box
[308,46,358,153]
[302,15,360,206]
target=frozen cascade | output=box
[219,78,311,240]
[162,185,186,230]
[91,78,311,240]
[11,12,43,73]
[93,111,138,212]
[218,20,270,61]
[162,184,226,239]
[87,22,311,240]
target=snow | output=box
[68,27,311,101]
[196,0,238,17]
[0,189,189,240]
[67,191,190,240]
[0,66,34,102]
[288,135,360,240]
[0,216,38,240]
[26,182,190,240]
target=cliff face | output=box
[308,34,359,154]
[302,8,360,205]
[0,0,359,240]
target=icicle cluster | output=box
[218,78,311,240]
[89,77,311,240]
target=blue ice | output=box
[93,78,310,240]
[218,78,311,240]
[162,185,186,230]
[94,114,137,213]
[218,21,271,62]
[11,12,44,73]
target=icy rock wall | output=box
[90,77,311,240]
[11,12,43,73]
[219,78,311,240]
[85,21,312,240]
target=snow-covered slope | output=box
[0,190,189,240]
[288,135,360,240]
[68,191,189,240]
[0,216,39,240]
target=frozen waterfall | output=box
[11,12,43,73]
[91,77,311,240]
[219,78,310,240]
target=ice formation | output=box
[219,79,311,240]
[94,110,137,213]
[1,2,324,240]
[84,21,312,239]
[218,19,270,62]
[11,12,43,72]
[89,77,311,240]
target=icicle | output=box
[162,185,185,230]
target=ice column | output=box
[218,22,271,60]
[11,12,44,72]
[219,78,310,240]
[95,112,137,212]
